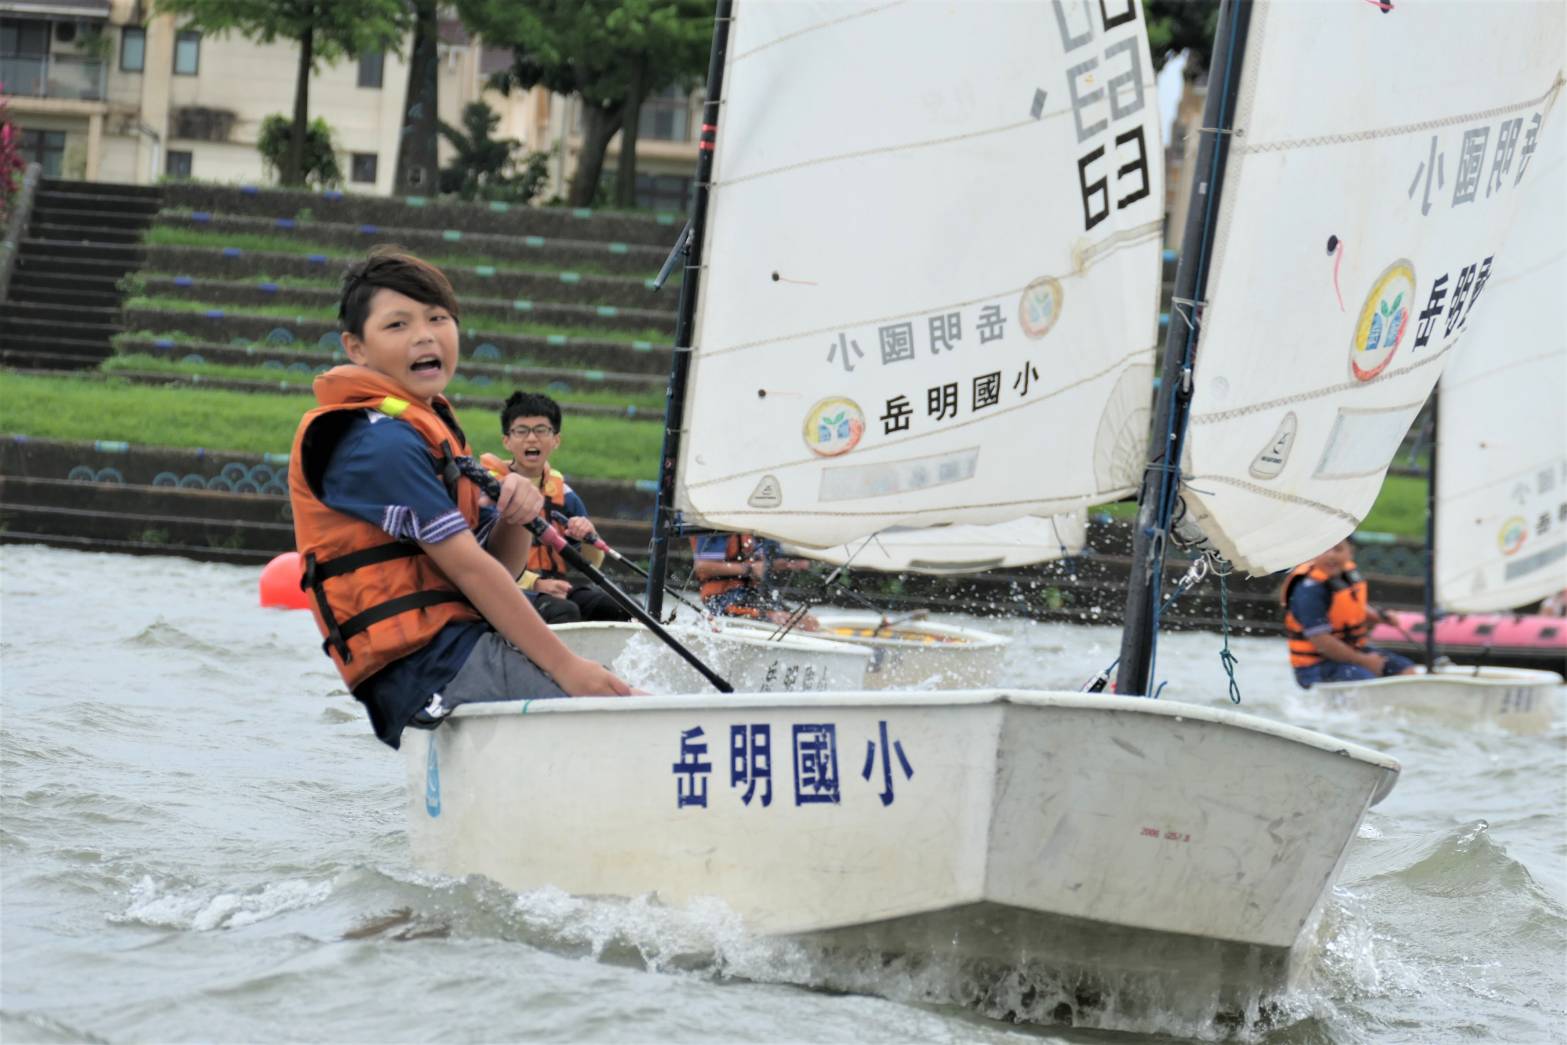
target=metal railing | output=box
[0,54,106,101]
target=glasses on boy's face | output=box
[508,424,556,438]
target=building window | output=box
[173,30,200,75]
[166,150,193,179]
[120,26,145,72]
[1,19,51,58]
[638,85,692,142]
[350,152,377,184]
[18,128,67,178]
[357,49,383,89]
[632,172,692,212]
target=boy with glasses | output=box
[489,391,631,625]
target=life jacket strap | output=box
[302,542,459,663]
[328,591,470,659]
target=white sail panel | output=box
[673,0,1163,547]
[782,514,1087,575]
[1177,0,1565,574]
[1435,102,1566,613]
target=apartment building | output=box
[2,0,701,206]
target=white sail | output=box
[1175,1,1565,575]
[1435,98,1566,613]
[782,514,1086,574]
[673,0,1164,547]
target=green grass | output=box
[0,371,661,482]
[1086,476,1428,542]
[1360,474,1426,537]
[143,226,666,282]
[102,353,666,410]
[125,295,671,346]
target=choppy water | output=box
[2,545,1563,1043]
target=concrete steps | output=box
[1,179,161,367]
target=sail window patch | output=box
[1312,403,1423,480]
[818,449,980,503]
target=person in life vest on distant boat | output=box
[1282,538,1416,688]
[287,248,633,749]
[691,533,819,629]
[482,391,630,626]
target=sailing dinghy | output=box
[404,0,1562,1024]
[761,516,1087,687]
[553,619,871,692]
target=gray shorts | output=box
[437,631,568,710]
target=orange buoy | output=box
[259,550,310,610]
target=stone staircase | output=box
[1,179,161,368]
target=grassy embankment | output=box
[3,371,1429,537]
[143,226,662,282]
[125,296,671,347]
[101,353,667,412]
[0,372,660,483]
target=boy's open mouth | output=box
[410,355,442,373]
[522,448,543,459]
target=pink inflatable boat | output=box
[1373,610,1567,673]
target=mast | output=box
[645,0,734,618]
[1423,392,1439,670]
[1116,0,1254,696]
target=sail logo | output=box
[1019,277,1064,339]
[1497,516,1528,556]
[803,398,865,457]
[1350,260,1415,381]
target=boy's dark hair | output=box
[502,391,562,434]
[338,246,461,338]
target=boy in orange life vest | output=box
[287,248,632,749]
[1281,538,1416,688]
[692,533,819,629]
[489,391,630,625]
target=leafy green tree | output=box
[467,0,711,207]
[154,0,406,186]
[257,114,342,188]
[1141,0,1219,75]
[438,100,548,203]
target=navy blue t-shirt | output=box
[1286,577,1334,637]
[319,409,494,747]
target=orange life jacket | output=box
[693,533,763,617]
[289,366,483,690]
[1281,559,1371,668]
[479,453,571,580]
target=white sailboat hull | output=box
[405,690,1398,1006]
[1316,666,1563,735]
[552,621,871,693]
[720,611,1010,689]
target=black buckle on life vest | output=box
[302,551,353,663]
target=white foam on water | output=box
[508,885,1321,1042]
[110,874,333,932]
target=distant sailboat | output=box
[402,0,1563,1026]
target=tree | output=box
[1141,0,1219,76]
[467,0,710,208]
[154,0,406,186]
[438,100,548,203]
[257,114,342,188]
[392,0,440,197]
